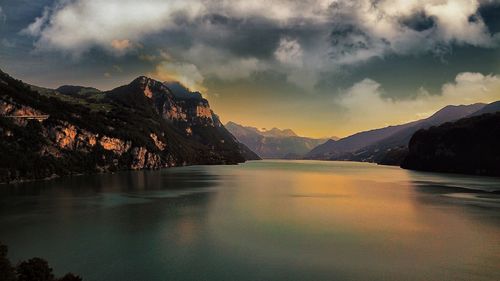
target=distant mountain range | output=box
[225,122,333,159]
[468,101,500,117]
[305,101,500,166]
[0,69,259,183]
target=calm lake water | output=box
[1,160,499,281]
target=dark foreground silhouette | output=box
[0,242,82,281]
[401,112,500,176]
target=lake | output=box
[1,160,499,281]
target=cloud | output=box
[22,0,205,56]
[139,54,158,62]
[326,0,499,64]
[328,23,386,63]
[21,7,50,36]
[339,79,384,110]
[425,0,493,46]
[274,37,303,67]
[26,0,498,57]
[209,0,333,23]
[0,6,6,23]
[441,72,500,103]
[1,39,15,48]
[110,39,132,52]
[21,0,500,92]
[181,45,265,80]
[336,72,500,130]
[149,60,205,92]
[143,46,265,93]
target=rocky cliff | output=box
[0,70,258,183]
[401,112,500,176]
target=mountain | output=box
[342,103,487,164]
[305,103,486,162]
[225,122,328,159]
[468,101,500,117]
[0,70,258,183]
[305,123,417,160]
[163,81,203,100]
[56,85,101,96]
[401,112,500,176]
[261,127,297,138]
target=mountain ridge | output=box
[0,70,259,183]
[305,103,487,161]
[226,121,329,159]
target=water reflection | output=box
[205,161,500,281]
[0,161,499,281]
[406,173,500,281]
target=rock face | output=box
[225,121,328,159]
[401,112,500,176]
[0,70,258,183]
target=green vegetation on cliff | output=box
[0,70,258,183]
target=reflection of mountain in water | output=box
[0,167,222,216]
[408,173,500,222]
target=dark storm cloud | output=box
[191,16,285,59]
[328,23,384,59]
[2,0,500,99]
[479,1,500,33]
[399,11,436,32]
[168,13,329,61]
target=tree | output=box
[16,258,55,281]
[0,242,84,281]
[58,273,83,281]
[0,243,16,281]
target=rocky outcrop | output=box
[54,125,77,149]
[131,147,164,170]
[196,103,213,119]
[150,133,166,151]
[99,136,131,155]
[0,101,47,127]
[0,101,45,118]
[0,70,257,183]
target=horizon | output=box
[1,0,500,137]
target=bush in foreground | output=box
[0,242,83,281]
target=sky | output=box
[0,0,500,138]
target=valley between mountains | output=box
[1,68,499,182]
[228,101,500,176]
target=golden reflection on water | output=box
[174,218,198,246]
[207,161,500,280]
